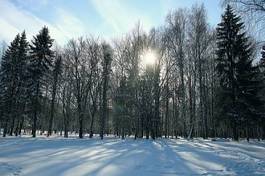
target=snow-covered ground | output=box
[0,136,265,176]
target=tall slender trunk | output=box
[63,104,69,138]
[64,113,69,138]
[146,125,149,139]
[141,117,144,138]
[179,48,186,137]
[246,122,250,142]
[78,106,83,138]
[48,78,58,137]
[18,116,24,135]
[9,115,15,136]
[14,118,19,136]
[135,113,140,139]
[198,53,206,138]
[89,117,94,138]
[3,118,8,137]
[32,82,40,138]
[188,75,193,139]
[173,87,177,138]
[122,126,125,139]
[89,107,96,138]
[165,78,169,138]
[100,61,109,140]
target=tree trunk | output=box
[14,119,19,136]
[89,104,96,138]
[89,115,94,138]
[165,79,169,138]
[79,111,83,138]
[18,116,24,136]
[3,118,8,137]
[48,79,58,137]
[122,127,125,139]
[233,120,239,141]
[64,123,68,138]
[100,61,110,140]
[32,82,40,138]
[9,116,15,136]
[188,75,193,139]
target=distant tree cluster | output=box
[0,4,264,141]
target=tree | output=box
[216,5,260,140]
[223,0,265,14]
[100,43,113,140]
[114,25,146,139]
[15,31,29,136]
[187,4,211,139]
[0,3,262,140]
[257,45,265,140]
[29,26,54,138]
[65,39,86,139]
[0,32,29,137]
[113,76,130,139]
[223,0,265,43]
[138,67,155,139]
[47,55,62,136]
[64,37,102,139]
[236,42,262,141]
[60,57,74,138]
[0,41,7,60]
[0,34,20,137]
[165,9,188,137]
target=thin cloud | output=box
[91,0,153,37]
[0,0,86,45]
[53,8,87,41]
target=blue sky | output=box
[0,0,223,45]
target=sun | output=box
[141,49,157,66]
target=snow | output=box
[0,136,265,176]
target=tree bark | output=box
[32,81,40,138]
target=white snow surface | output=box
[0,136,265,176]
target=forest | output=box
[0,1,265,142]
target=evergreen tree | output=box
[216,5,262,140]
[236,44,262,141]
[258,46,265,139]
[15,31,29,136]
[113,76,130,139]
[0,34,20,137]
[138,66,156,140]
[29,26,54,138]
[216,5,242,140]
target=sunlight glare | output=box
[141,49,157,66]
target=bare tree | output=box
[187,4,211,138]
[165,9,188,137]
[65,38,89,138]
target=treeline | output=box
[0,4,265,140]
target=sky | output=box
[0,0,223,45]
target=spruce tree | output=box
[258,46,265,139]
[236,44,262,141]
[29,26,54,138]
[15,31,29,136]
[216,5,262,140]
[0,34,20,137]
[216,5,242,140]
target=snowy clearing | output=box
[0,136,265,176]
